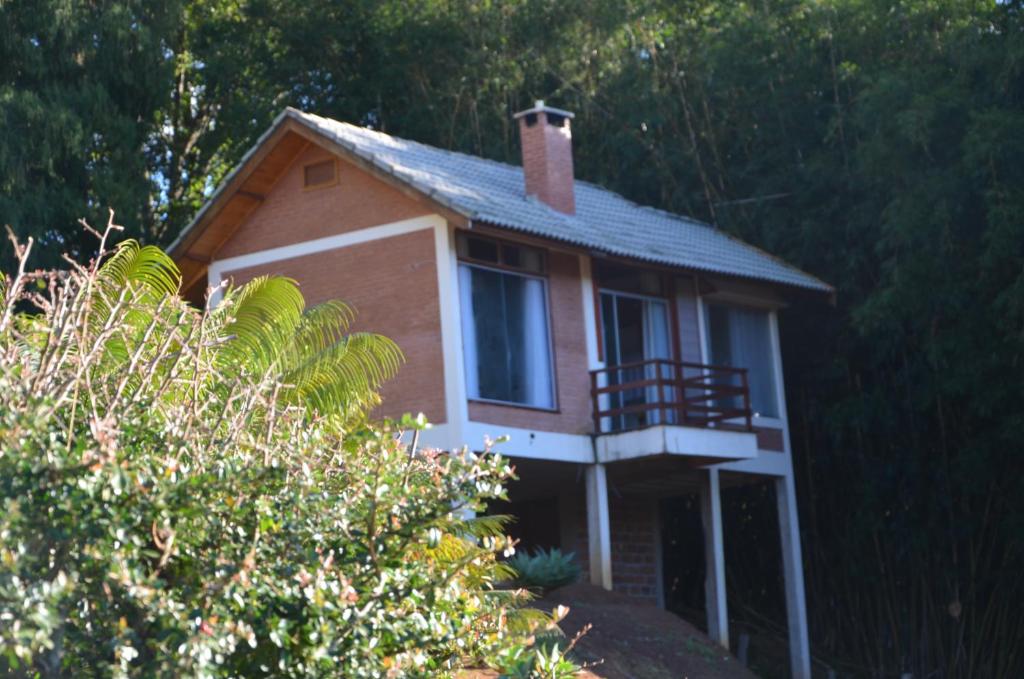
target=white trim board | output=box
[436,222,470,437]
[208,213,445,287]
[416,422,593,464]
[715,451,789,477]
[578,254,604,372]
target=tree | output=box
[0,1,180,268]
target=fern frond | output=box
[98,240,180,298]
[282,329,402,416]
[215,276,305,375]
[461,514,512,540]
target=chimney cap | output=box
[513,100,575,120]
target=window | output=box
[705,303,778,418]
[303,159,336,188]
[457,235,554,409]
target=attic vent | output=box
[304,159,336,188]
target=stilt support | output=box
[585,463,612,590]
[776,474,811,679]
[700,468,729,649]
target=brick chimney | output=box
[514,100,576,214]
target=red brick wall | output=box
[222,229,447,424]
[609,497,661,602]
[756,426,785,451]
[467,249,592,434]
[217,145,431,259]
[560,492,661,605]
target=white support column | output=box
[585,463,612,590]
[776,473,811,679]
[207,268,223,308]
[700,468,729,649]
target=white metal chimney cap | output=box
[513,100,575,120]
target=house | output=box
[169,103,831,679]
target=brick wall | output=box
[559,491,661,605]
[217,145,431,259]
[518,112,575,214]
[222,228,447,423]
[756,426,785,451]
[609,496,661,602]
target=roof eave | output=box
[468,217,834,298]
[168,108,296,258]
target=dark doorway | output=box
[659,493,708,628]
[489,496,561,554]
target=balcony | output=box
[589,359,758,464]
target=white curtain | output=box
[522,277,554,408]
[727,307,776,417]
[459,264,553,409]
[642,299,671,424]
[709,305,777,418]
[458,265,480,400]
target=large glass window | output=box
[706,303,778,418]
[458,235,554,409]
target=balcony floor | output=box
[594,423,758,465]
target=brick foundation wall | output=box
[609,497,661,602]
[559,491,661,605]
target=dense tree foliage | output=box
[2,0,1022,675]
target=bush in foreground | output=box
[0,221,577,677]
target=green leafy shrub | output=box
[0,221,580,677]
[508,549,582,592]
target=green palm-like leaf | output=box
[284,331,403,416]
[214,275,306,377]
[211,276,403,420]
[88,241,184,372]
[97,240,181,300]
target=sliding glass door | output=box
[599,291,672,431]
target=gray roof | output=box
[177,108,831,293]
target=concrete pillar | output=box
[699,468,729,649]
[585,463,612,590]
[776,473,812,679]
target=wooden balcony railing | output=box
[589,359,752,434]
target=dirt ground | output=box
[533,583,759,679]
[459,583,758,679]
